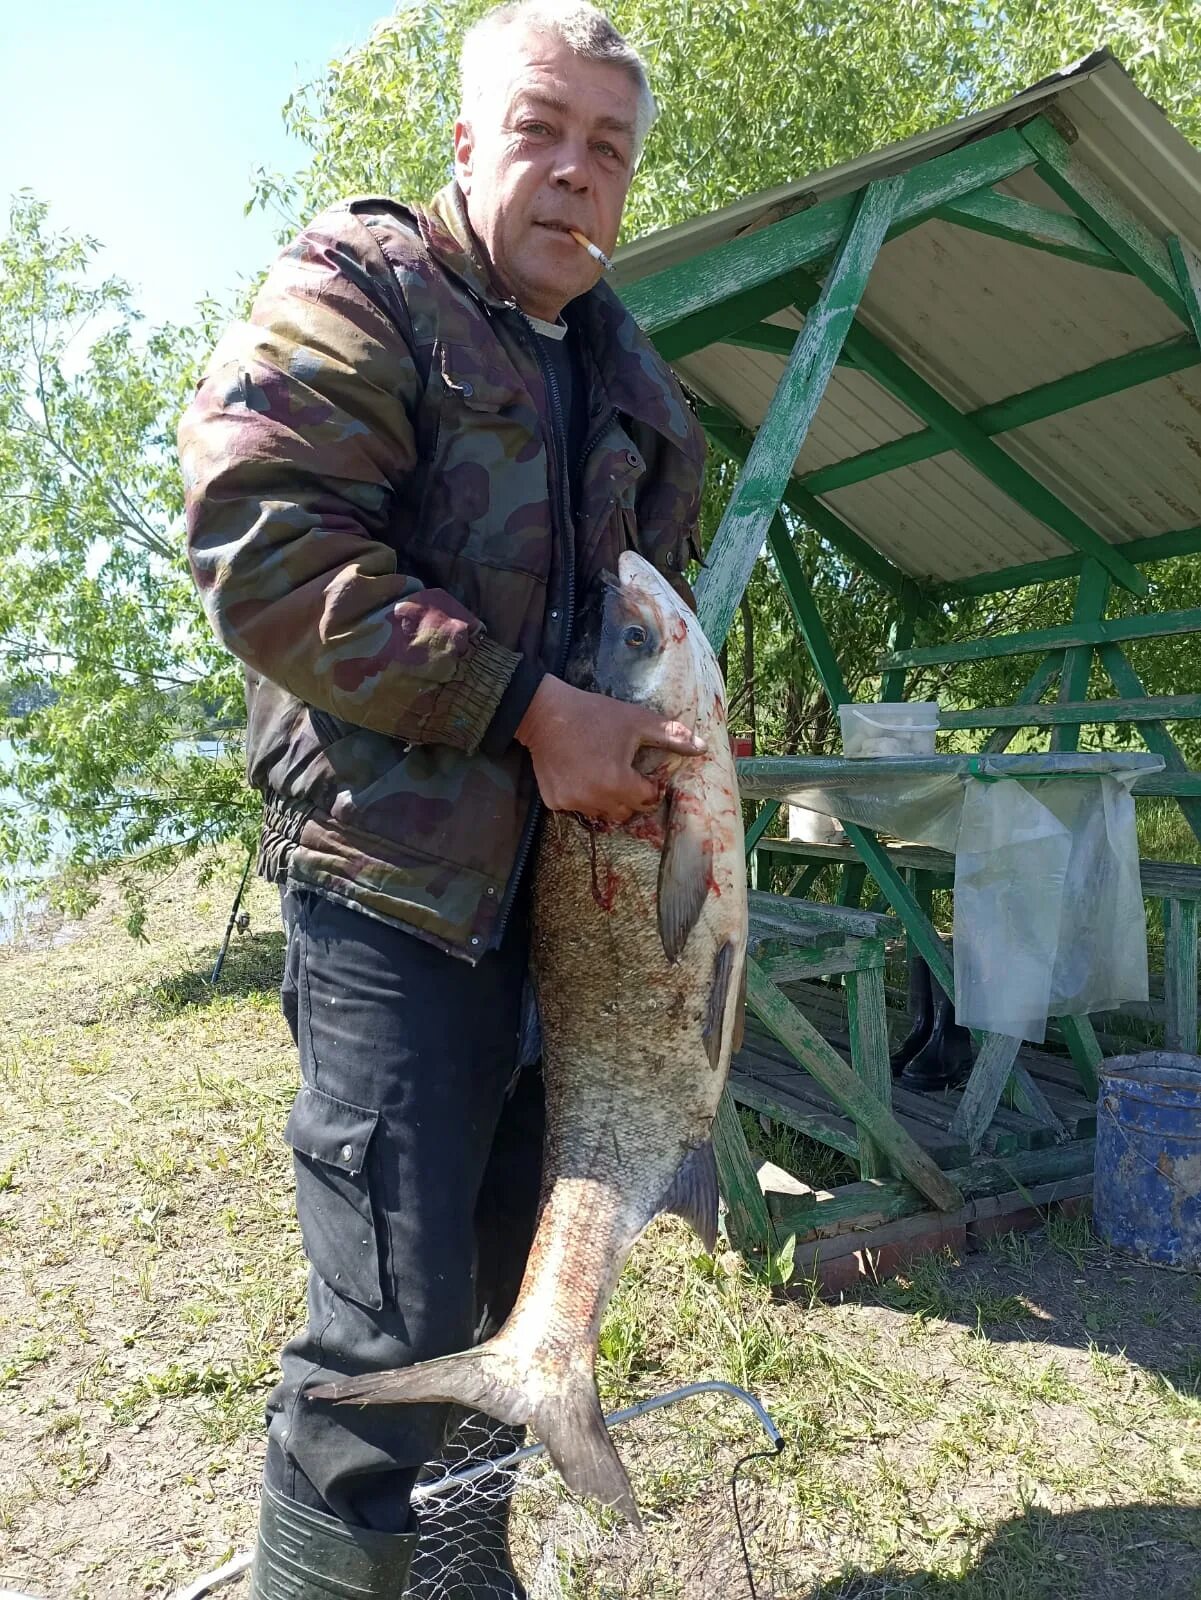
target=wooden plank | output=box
[1006,1063,1070,1139]
[984,651,1063,755]
[878,603,1201,671]
[834,314,1148,595]
[1057,1014,1104,1102]
[696,179,903,651]
[842,824,956,999]
[803,337,1201,500]
[712,1088,778,1252]
[1169,235,1201,345]
[748,889,901,940]
[1019,115,1189,324]
[622,125,1037,342]
[934,187,1124,270]
[767,1137,1097,1238]
[880,601,915,703]
[1163,897,1199,1054]
[939,694,1201,729]
[728,1066,860,1159]
[746,959,965,1209]
[946,521,1201,598]
[752,936,887,983]
[1052,562,1109,755]
[846,968,893,1180]
[949,1032,1023,1155]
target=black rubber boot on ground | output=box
[408,1412,528,1599]
[250,1481,416,1599]
[899,977,974,1093]
[890,953,934,1078]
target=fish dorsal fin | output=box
[657,787,712,962]
[660,1139,719,1253]
[703,938,741,1072]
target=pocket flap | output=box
[439,341,526,413]
[283,1085,379,1177]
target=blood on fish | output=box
[583,825,621,911]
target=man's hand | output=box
[515,675,705,823]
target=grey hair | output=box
[459,2,657,156]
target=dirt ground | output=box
[1,862,1198,1599]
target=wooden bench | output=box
[753,837,1201,1055]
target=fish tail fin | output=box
[534,1376,641,1530]
[308,1350,641,1527]
[306,1345,530,1428]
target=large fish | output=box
[310,551,748,1525]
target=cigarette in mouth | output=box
[568,229,615,273]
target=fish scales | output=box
[309,552,748,1527]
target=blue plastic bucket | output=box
[1094,1051,1201,1269]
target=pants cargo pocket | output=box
[284,1084,384,1311]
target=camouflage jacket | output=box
[179,183,706,958]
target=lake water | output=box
[0,736,225,941]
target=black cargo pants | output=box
[264,887,544,1533]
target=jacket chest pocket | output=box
[420,344,552,583]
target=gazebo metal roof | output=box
[615,51,1201,593]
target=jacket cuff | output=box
[479,656,547,759]
[434,634,522,753]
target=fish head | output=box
[568,551,725,726]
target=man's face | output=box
[454,29,639,322]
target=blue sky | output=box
[2,0,393,327]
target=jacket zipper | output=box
[491,312,612,949]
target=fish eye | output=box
[623,625,647,648]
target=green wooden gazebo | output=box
[615,50,1201,1275]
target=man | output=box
[179,5,705,1596]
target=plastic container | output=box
[839,701,939,758]
[1094,1051,1201,1268]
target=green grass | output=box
[1,857,1199,1598]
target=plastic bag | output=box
[779,770,1148,1042]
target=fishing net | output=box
[407,1382,788,1600]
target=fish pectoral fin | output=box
[657,788,713,962]
[703,939,742,1072]
[535,1380,642,1530]
[660,1139,720,1254]
[306,1347,529,1428]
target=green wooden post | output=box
[846,966,894,1180]
[712,1089,778,1254]
[1058,1014,1103,1102]
[746,960,964,1211]
[1169,235,1201,345]
[949,1032,1023,1155]
[744,800,781,859]
[933,188,1125,271]
[1164,897,1199,1055]
[696,177,904,651]
[881,597,916,703]
[838,862,867,908]
[1052,561,1110,754]
[1099,643,1201,848]
[767,516,852,703]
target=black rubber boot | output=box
[890,952,934,1078]
[250,1481,416,1599]
[900,974,974,1093]
[408,1412,527,1599]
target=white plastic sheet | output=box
[783,769,1148,1042]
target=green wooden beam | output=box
[1169,235,1201,345]
[944,523,1201,597]
[724,322,803,357]
[880,597,916,703]
[880,604,1201,670]
[801,334,1201,498]
[1052,562,1109,754]
[767,514,851,705]
[746,959,965,1211]
[712,1089,779,1253]
[623,125,1038,349]
[939,693,1201,730]
[983,651,1063,755]
[1099,642,1201,846]
[831,313,1148,595]
[700,404,921,602]
[934,187,1124,272]
[744,800,781,859]
[696,179,903,649]
[1018,115,1189,325]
